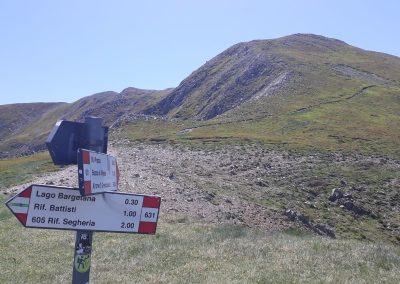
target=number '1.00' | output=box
[124,210,136,217]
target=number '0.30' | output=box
[125,199,139,205]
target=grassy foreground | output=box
[1,197,399,284]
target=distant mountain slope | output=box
[62,87,171,124]
[0,88,170,158]
[0,102,66,139]
[145,34,400,120]
[0,102,68,157]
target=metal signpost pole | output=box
[72,117,106,284]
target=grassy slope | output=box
[118,36,400,158]
[1,201,399,283]
[5,104,71,147]
[116,82,400,158]
[188,86,400,157]
[204,39,400,157]
[0,103,68,153]
[0,152,59,189]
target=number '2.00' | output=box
[121,222,135,229]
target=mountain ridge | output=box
[0,87,171,157]
[1,33,399,157]
[144,33,400,120]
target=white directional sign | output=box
[6,185,161,234]
[77,149,119,196]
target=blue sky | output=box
[0,0,399,105]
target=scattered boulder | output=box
[284,209,335,238]
[226,212,238,220]
[284,209,297,221]
[255,178,268,187]
[329,188,343,202]
[304,201,316,208]
[297,213,310,225]
[224,198,233,204]
[204,192,216,202]
[341,200,371,215]
[329,187,370,216]
[314,224,336,238]
[343,192,352,199]
[284,209,310,225]
[351,185,365,192]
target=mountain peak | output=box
[285,33,347,43]
[120,87,150,95]
[144,33,400,120]
[273,33,350,52]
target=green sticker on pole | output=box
[74,254,91,273]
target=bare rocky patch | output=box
[5,142,400,242]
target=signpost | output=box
[5,116,162,283]
[6,184,161,234]
[1,115,163,284]
[78,149,119,196]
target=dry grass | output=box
[1,203,399,284]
